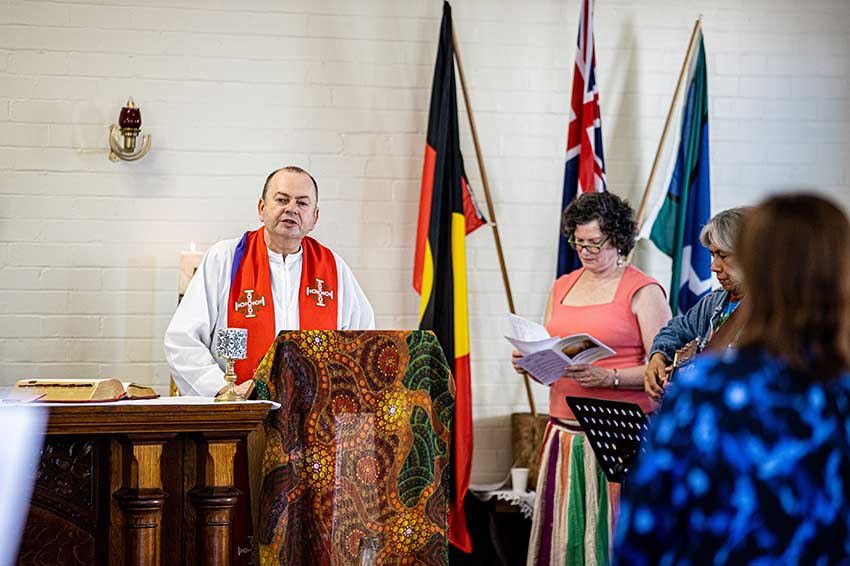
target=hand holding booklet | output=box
[506,313,615,386]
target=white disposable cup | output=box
[511,467,530,493]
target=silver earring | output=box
[617,254,625,267]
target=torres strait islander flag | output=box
[557,0,607,277]
[412,0,486,553]
[649,32,711,315]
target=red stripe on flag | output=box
[461,176,486,235]
[413,144,437,294]
[449,352,473,553]
[565,0,605,195]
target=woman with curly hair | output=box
[512,191,671,566]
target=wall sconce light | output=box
[108,97,152,162]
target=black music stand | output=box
[565,396,649,484]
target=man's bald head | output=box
[261,166,318,203]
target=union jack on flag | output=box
[557,0,607,277]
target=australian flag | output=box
[557,0,607,277]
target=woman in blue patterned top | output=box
[613,194,850,566]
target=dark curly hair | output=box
[561,192,637,255]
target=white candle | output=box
[178,241,203,299]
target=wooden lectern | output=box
[16,400,272,566]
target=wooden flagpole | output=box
[634,17,703,228]
[451,27,537,417]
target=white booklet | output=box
[505,313,615,386]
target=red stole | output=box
[227,228,338,383]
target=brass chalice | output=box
[215,328,248,402]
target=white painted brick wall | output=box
[1,0,848,482]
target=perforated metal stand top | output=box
[565,396,650,484]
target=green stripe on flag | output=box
[649,34,709,314]
[649,195,680,257]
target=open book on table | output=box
[10,379,160,403]
[506,313,615,386]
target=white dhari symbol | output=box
[305,278,334,307]
[234,289,265,318]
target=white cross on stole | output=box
[234,289,265,318]
[305,278,334,307]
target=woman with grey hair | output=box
[644,206,750,399]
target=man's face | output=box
[708,243,742,295]
[258,171,319,241]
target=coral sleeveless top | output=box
[546,266,661,419]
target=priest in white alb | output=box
[164,166,375,397]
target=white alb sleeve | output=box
[336,256,376,330]
[163,247,229,396]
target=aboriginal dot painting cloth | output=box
[254,330,453,566]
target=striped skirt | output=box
[526,418,620,566]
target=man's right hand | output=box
[645,352,670,401]
[217,379,254,399]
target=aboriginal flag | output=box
[412,1,486,553]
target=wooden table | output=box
[16,399,273,566]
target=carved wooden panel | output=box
[16,506,95,566]
[17,437,107,566]
[32,437,100,529]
